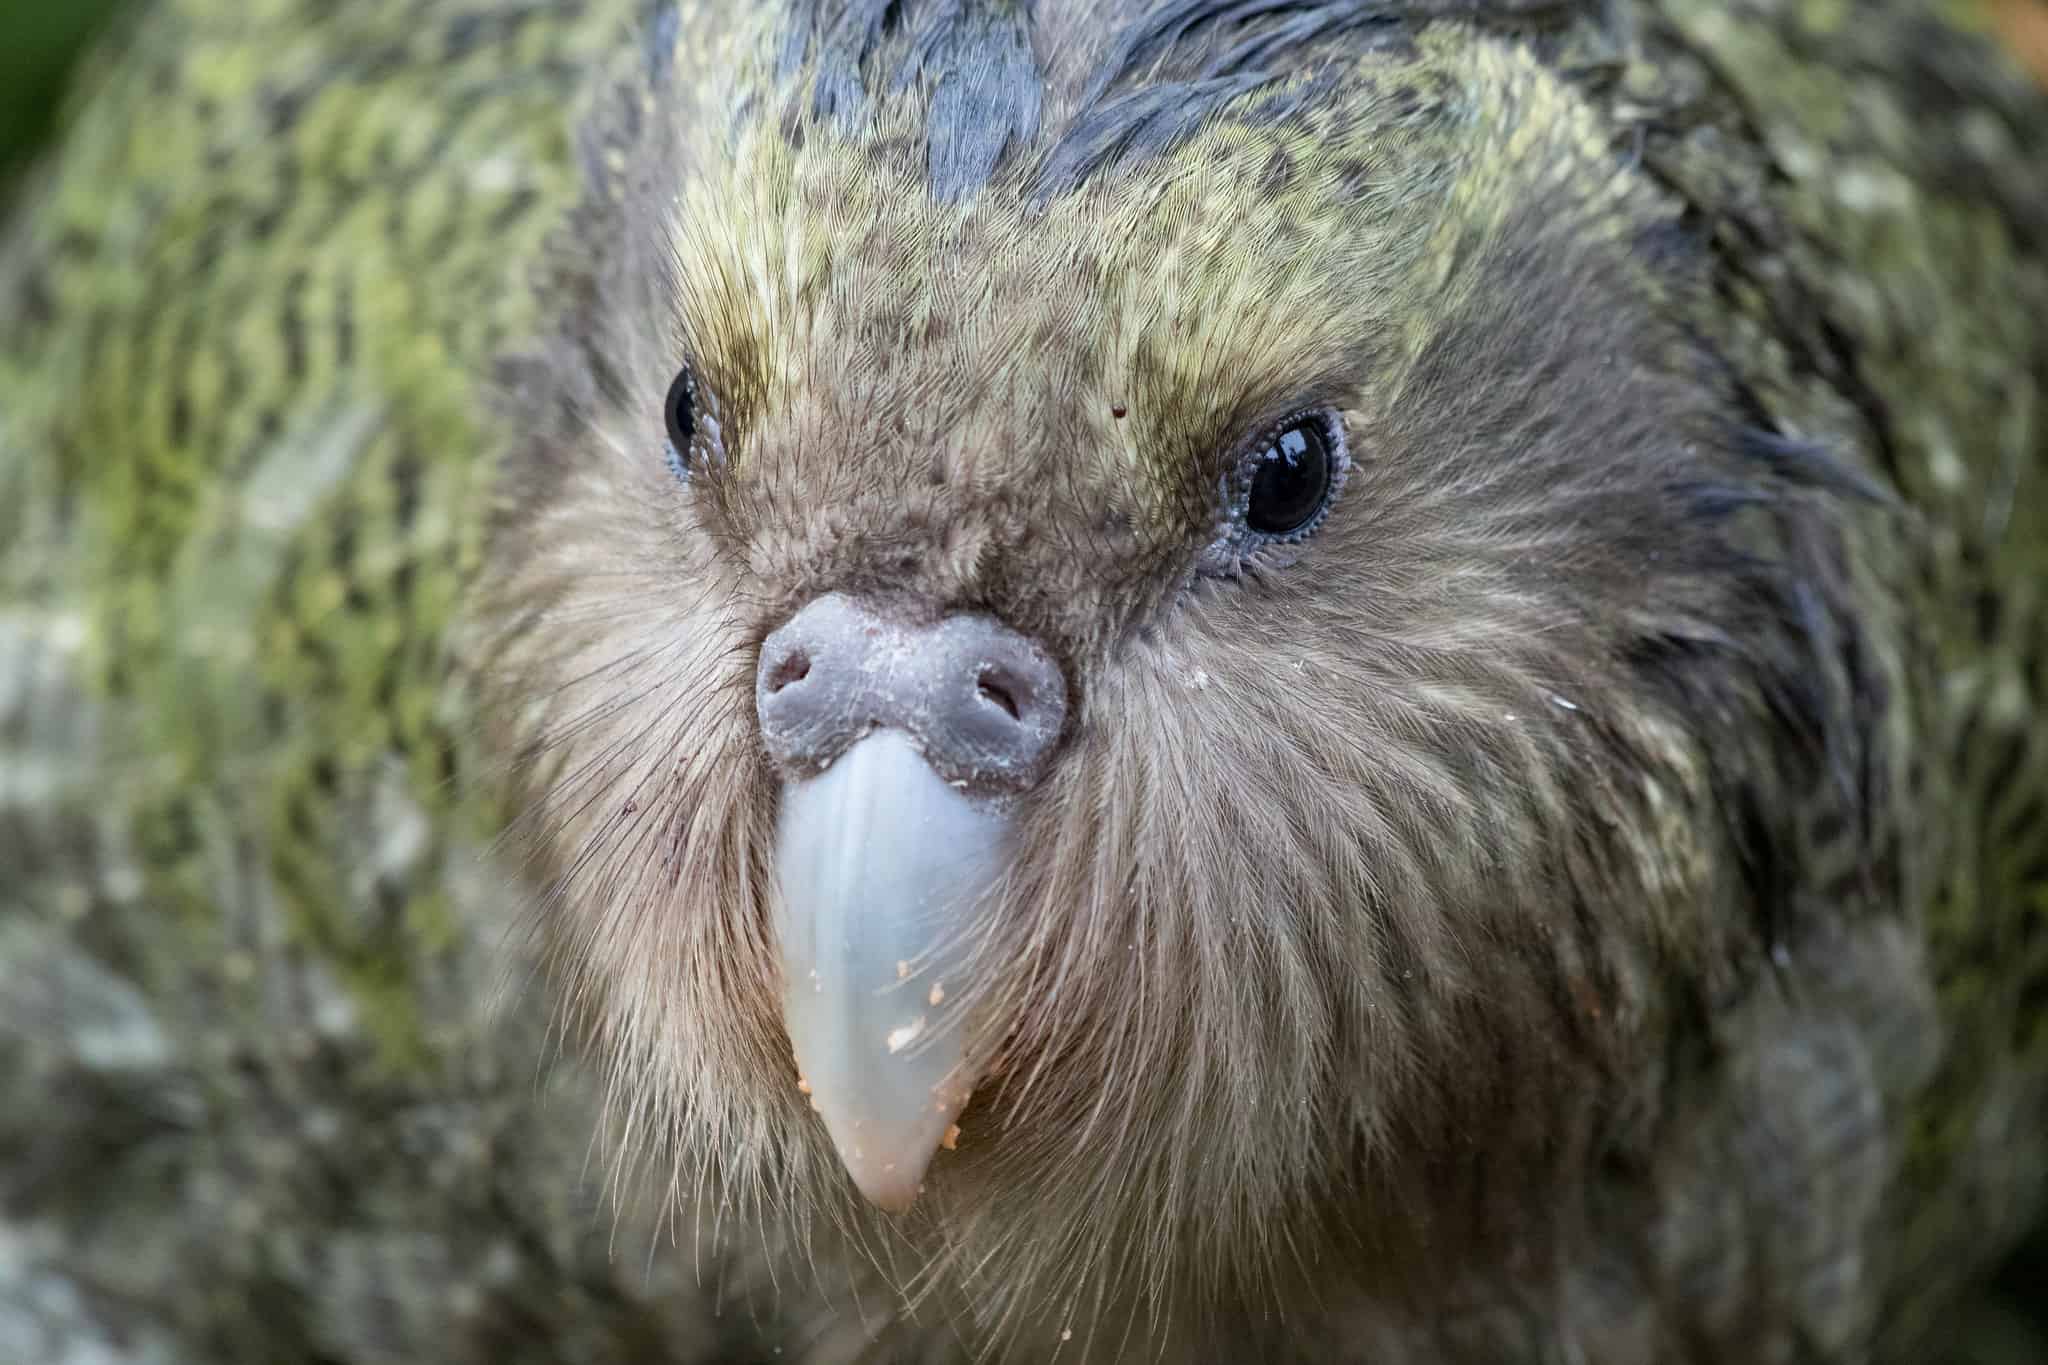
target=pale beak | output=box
[773,729,1007,1212]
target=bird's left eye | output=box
[1243,413,1342,540]
[1198,410,1347,577]
[1228,411,1343,548]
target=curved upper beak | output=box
[757,593,1066,1212]
[773,729,1007,1211]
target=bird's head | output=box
[480,1,1880,1345]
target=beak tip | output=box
[816,1098,962,1214]
[853,1168,925,1215]
[774,732,1002,1220]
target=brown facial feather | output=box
[478,7,1910,1357]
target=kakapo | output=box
[1,1,2045,1361]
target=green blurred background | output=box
[0,1,132,200]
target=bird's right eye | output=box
[663,365,696,479]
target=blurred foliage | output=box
[0,1,131,200]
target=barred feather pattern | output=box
[1,0,2042,1361]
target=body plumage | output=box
[1,2,2043,1361]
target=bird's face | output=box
[483,20,1813,1339]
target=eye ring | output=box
[1236,409,1347,543]
[1244,415,1339,538]
[1196,408,1348,578]
[663,365,696,476]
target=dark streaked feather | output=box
[774,0,1608,198]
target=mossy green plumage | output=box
[0,4,774,1360]
[1632,2,2048,1331]
[3,0,621,1037]
[1,0,2043,1361]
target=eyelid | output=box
[1197,407,1349,577]
[1232,410,1347,527]
[663,365,697,481]
[662,365,728,481]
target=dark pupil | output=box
[664,367,695,455]
[1245,422,1331,535]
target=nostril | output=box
[766,649,812,695]
[976,669,1022,722]
[759,595,1066,790]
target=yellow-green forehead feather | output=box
[665,35,1618,510]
